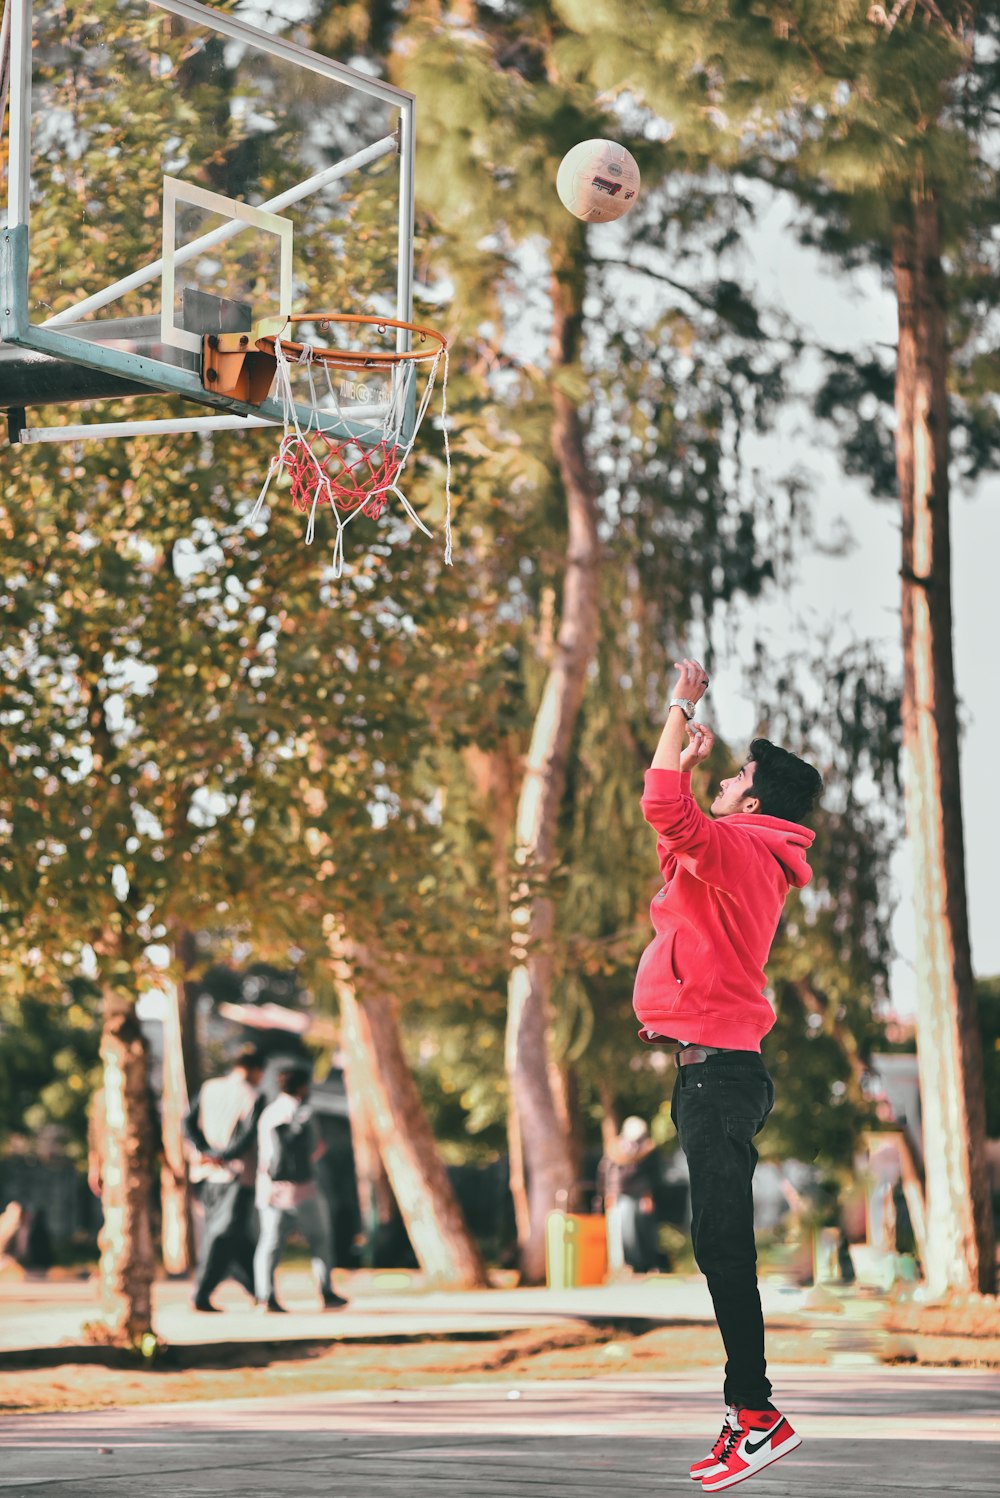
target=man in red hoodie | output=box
[634,658,822,1492]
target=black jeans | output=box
[194,1180,256,1303]
[671,1050,775,1410]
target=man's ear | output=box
[743,797,760,815]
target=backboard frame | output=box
[0,0,418,444]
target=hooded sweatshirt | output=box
[632,768,815,1052]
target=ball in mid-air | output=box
[556,139,640,223]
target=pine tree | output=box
[550,0,996,1299]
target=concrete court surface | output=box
[1,1366,997,1497]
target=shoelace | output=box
[713,1409,741,1459]
[719,1416,745,1460]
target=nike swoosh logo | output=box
[744,1419,788,1456]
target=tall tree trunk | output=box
[93,990,156,1343]
[891,188,995,1297]
[463,741,531,1241]
[159,976,192,1275]
[174,926,203,1098]
[549,1056,585,1190]
[505,1090,531,1248]
[340,1024,396,1267]
[159,930,202,1274]
[505,248,601,1282]
[158,931,203,1276]
[334,941,488,1288]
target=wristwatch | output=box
[668,697,697,720]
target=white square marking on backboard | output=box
[160,177,293,354]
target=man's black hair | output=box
[234,1045,265,1073]
[746,738,823,825]
[278,1065,312,1097]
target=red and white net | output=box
[249,331,451,576]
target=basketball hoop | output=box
[247,313,451,577]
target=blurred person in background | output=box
[254,1066,347,1313]
[184,1045,265,1312]
[598,1116,665,1275]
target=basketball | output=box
[556,139,641,223]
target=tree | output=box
[1,0,510,1330]
[501,248,601,1277]
[335,940,487,1286]
[391,0,803,1278]
[749,638,903,1175]
[556,0,996,1296]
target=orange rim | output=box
[255,312,447,371]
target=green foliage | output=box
[0,983,102,1161]
[1,0,520,1022]
[762,987,875,1173]
[813,355,898,500]
[407,1016,509,1166]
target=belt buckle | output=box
[676,1046,710,1068]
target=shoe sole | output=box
[700,1432,802,1490]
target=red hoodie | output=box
[633,768,815,1052]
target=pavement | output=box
[0,1270,873,1362]
[1,1365,997,1495]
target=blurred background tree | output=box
[3,0,967,1304]
[0,983,102,1162]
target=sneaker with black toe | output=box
[700,1407,801,1491]
[690,1407,739,1481]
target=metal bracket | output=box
[201,332,277,404]
[0,223,30,342]
[1,226,262,416]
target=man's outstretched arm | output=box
[644,658,752,891]
[651,658,709,771]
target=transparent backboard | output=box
[0,0,416,439]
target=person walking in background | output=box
[254,1066,347,1313]
[634,658,822,1490]
[598,1116,664,1275]
[184,1045,265,1313]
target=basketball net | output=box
[249,333,451,578]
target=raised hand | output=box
[680,720,715,773]
[672,657,710,707]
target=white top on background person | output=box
[185,1046,265,1187]
[256,1068,326,1212]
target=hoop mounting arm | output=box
[201,332,278,404]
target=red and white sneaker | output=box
[699,1407,801,1490]
[690,1406,739,1480]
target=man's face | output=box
[711,759,760,819]
[246,1066,265,1089]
